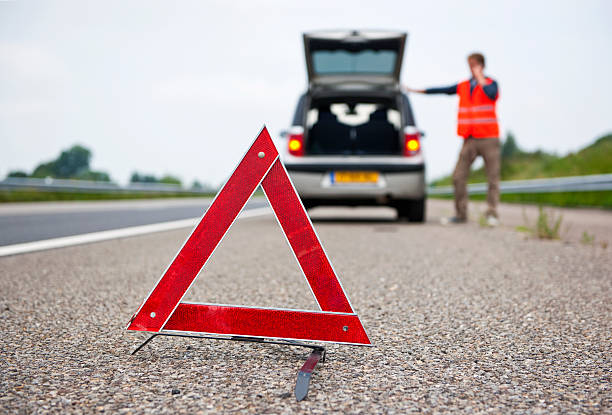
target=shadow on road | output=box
[306,207,405,224]
[309,217,398,224]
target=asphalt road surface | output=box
[1,199,610,413]
[0,198,267,246]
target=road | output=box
[1,199,610,413]
[0,198,268,246]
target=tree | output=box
[76,170,111,181]
[130,172,158,183]
[14,144,111,181]
[31,161,57,178]
[501,132,521,159]
[55,145,91,177]
[130,172,182,186]
[159,175,182,186]
[31,145,92,178]
[7,171,28,178]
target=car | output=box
[280,30,426,222]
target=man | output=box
[405,53,500,226]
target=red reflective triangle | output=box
[127,127,371,345]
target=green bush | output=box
[535,206,563,239]
[431,133,612,186]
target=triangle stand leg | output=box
[130,333,326,402]
[131,334,160,355]
[295,347,325,402]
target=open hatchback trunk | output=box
[305,96,403,156]
[303,30,407,87]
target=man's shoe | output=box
[440,216,467,225]
[486,215,500,227]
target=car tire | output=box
[302,199,316,211]
[395,198,426,223]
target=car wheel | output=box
[395,198,425,223]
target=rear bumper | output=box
[286,163,424,174]
[285,164,426,202]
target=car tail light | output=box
[288,133,304,156]
[403,132,421,156]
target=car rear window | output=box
[312,50,397,75]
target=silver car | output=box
[281,30,426,222]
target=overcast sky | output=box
[2,0,611,186]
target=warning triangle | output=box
[127,127,371,345]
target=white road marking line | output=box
[0,206,272,257]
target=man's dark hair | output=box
[468,52,485,67]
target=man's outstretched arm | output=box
[402,84,457,94]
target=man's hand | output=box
[402,85,425,94]
[472,64,487,85]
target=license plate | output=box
[332,171,379,184]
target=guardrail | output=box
[0,177,213,194]
[428,174,612,195]
[2,174,611,195]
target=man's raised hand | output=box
[472,65,487,85]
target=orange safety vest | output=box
[457,78,499,138]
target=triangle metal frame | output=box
[127,126,371,346]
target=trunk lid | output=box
[303,30,407,87]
